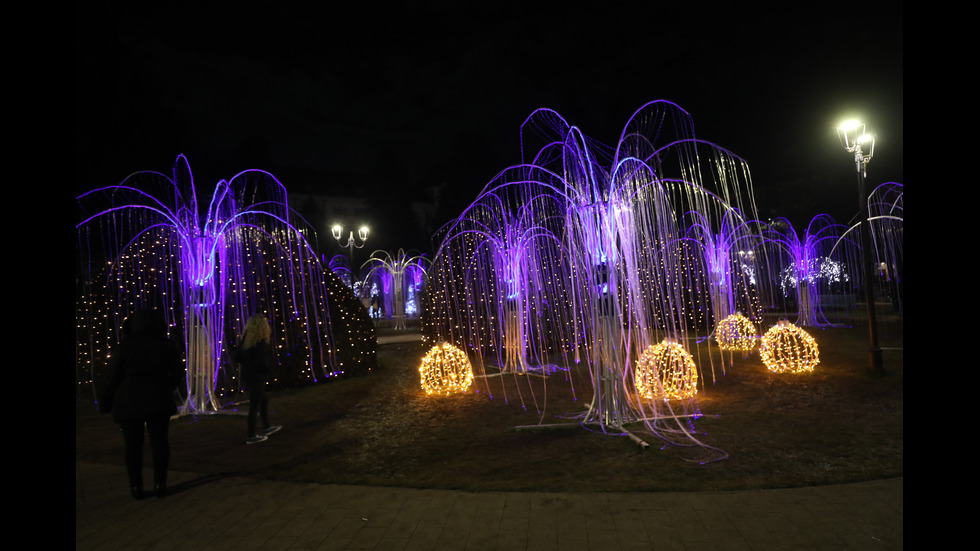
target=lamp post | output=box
[332,224,369,264]
[837,120,884,375]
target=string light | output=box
[634,340,699,400]
[759,320,819,374]
[714,313,758,352]
[419,342,474,395]
[76,155,377,411]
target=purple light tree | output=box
[77,155,351,412]
[867,182,903,317]
[361,249,429,329]
[426,101,760,458]
[760,215,857,327]
[433,178,567,375]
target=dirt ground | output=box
[76,315,903,493]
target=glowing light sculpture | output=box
[425,100,761,459]
[759,320,819,373]
[327,254,355,288]
[634,340,699,400]
[361,249,428,330]
[759,215,857,327]
[419,342,474,395]
[714,312,758,352]
[76,155,374,412]
[867,182,903,318]
[431,173,571,380]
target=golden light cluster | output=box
[634,339,699,400]
[759,320,819,374]
[714,312,758,352]
[419,342,474,395]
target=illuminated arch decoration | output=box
[759,320,819,374]
[419,342,474,395]
[634,340,699,400]
[76,155,376,413]
[714,313,758,352]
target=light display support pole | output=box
[332,224,369,265]
[838,121,884,375]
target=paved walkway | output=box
[76,460,901,550]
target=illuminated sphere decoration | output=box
[419,342,474,395]
[759,320,819,374]
[634,340,699,400]
[715,313,758,352]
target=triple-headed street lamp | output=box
[332,224,369,264]
[837,120,884,375]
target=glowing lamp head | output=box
[837,120,875,159]
[358,226,369,241]
[715,313,758,352]
[331,224,342,240]
[634,339,699,400]
[419,342,474,395]
[759,320,819,374]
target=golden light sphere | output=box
[715,313,758,351]
[634,339,699,400]
[759,320,819,374]
[419,342,474,395]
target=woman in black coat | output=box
[100,309,185,499]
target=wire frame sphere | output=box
[419,342,474,395]
[715,313,758,351]
[634,340,699,400]
[759,320,819,374]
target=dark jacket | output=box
[100,310,185,422]
[236,340,273,386]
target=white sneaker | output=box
[246,435,268,444]
[263,425,282,436]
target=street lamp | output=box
[332,224,369,264]
[837,120,884,375]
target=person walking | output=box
[235,314,282,444]
[100,309,185,499]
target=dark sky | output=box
[76,1,902,254]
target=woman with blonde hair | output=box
[235,314,281,444]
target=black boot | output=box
[130,485,144,500]
[154,482,167,498]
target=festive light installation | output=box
[681,207,760,319]
[714,312,758,352]
[419,342,474,395]
[634,340,699,400]
[432,183,568,375]
[326,254,355,288]
[425,100,762,457]
[361,249,428,329]
[867,182,903,318]
[76,155,376,412]
[759,320,819,374]
[759,215,858,327]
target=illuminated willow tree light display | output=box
[76,155,375,412]
[327,254,355,288]
[425,100,762,456]
[759,215,859,327]
[680,207,764,327]
[431,183,569,375]
[361,249,429,328]
[868,182,903,317]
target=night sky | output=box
[75,2,903,255]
